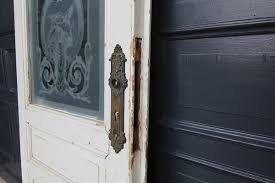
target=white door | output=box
[13,0,151,182]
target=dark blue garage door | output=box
[149,1,275,182]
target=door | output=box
[0,0,22,181]
[149,0,275,183]
[13,0,149,182]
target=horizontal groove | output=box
[157,24,275,41]
[165,150,275,183]
[180,105,272,121]
[177,172,207,183]
[0,31,14,38]
[157,119,275,151]
[159,17,275,34]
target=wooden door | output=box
[149,0,275,182]
[13,0,151,182]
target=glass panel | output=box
[28,0,104,119]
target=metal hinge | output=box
[134,38,142,63]
[133,38,142,152]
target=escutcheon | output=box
[108,44,128,153]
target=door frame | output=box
[131,0,152,182]
[13,0,152,182]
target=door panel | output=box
[149,0,275,182]
[152,152,257,183]
[0,100,11,155]
[157,0,275,33]
[165,34,275,137]
[29,163,76,183]
[0,18,22,178]
[14,0,142,182]
[30,128,104,183]
[25,108,109,157]
[0,0,14,34]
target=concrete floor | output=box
[0,161,21,183]
[0,152,21,183]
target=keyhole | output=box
[114,112,119,122]
[112,79,120,88]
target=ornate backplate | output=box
[108,45,128,153]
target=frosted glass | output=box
[28,0,104,119]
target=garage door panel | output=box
[167,34,275,54]
[162,35,275,138]
[150,1,275,182]
[157,0,275,33]
[173,54,273,118]
[152,150,259,183]
[155,124,275,181]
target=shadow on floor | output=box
[0,151,21,183]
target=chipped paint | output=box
[128,35,137,183]
[133,38,142,152]
[131,0,152,182]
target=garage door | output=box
[149,0,275,182]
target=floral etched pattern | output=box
[39,0,91,102]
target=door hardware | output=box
[109,44,127,153]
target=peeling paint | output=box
[131,0,152,181]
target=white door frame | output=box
[13,0,152,182]
[131,0,152,182]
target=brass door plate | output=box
[108,44,128,153]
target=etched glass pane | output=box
[28,0,104,118]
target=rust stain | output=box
[128,38,137,173]
[129,38,143,173]
[133,38,142,152]
[95,122,104,127]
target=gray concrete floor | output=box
[0,152,21,183]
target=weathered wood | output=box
[14,0,150,182]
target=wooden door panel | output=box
[29,128,105,183]
[29,163,72,183]
[13,0,150,182]
[25,109,109,157]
